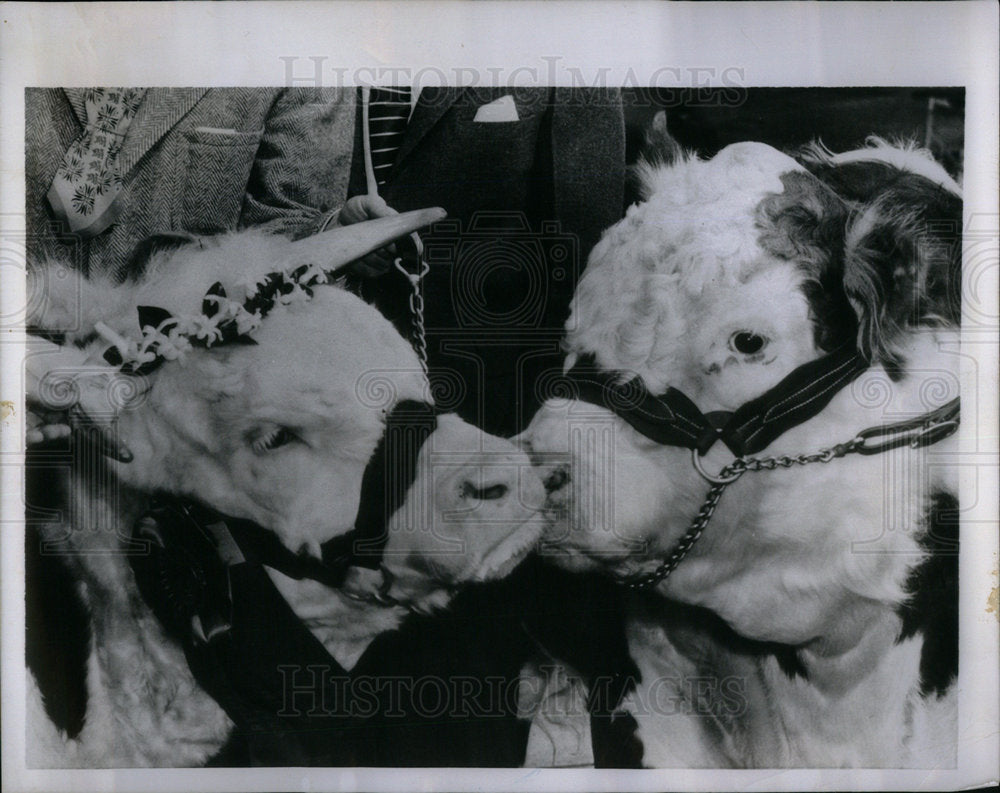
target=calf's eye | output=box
[251,426,298,454]
[730,331,768,356]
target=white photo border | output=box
[2,2,997,791]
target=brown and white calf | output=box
[522,132,961,767]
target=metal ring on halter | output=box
[690,448,744,484]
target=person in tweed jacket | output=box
[25,86,395,447]
[26,87,365,282]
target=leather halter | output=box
[563,345,870,457]
[320,399,438,579]
[560,347,960,592]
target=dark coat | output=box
[330,88,635,770]
[349,87,626,437]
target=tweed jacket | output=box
[26,88,355,281]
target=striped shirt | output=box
[368,87,412,186]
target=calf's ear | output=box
[642,110,685,167]
[631,111,692,202]
[841,174,962,372]
[26,261,126,343]
[27,233,200,342]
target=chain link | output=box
[407,273,429,376]
[625,437,864,591]
[738,439,859,474]
[622,396,959,592]
[394,232,430,376]
[625,477,731,590]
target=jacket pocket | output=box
[181,128,264,233]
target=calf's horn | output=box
[279,207,447,272]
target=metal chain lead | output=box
[627,400,960,591]
[625,476,733,590]
[625,437,865,591]
[394,231,430,375]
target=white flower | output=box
[123,341,157,367]
[234,307,263,336]
[191,315,223,344]
[224,299,246,321]
[158,327,193,361]
[164,328,194,360]
[172,315,199,336]
[301,264,328,286]
[138,328,170,356]
[231,272,273,301]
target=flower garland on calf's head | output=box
[98,263,334,376]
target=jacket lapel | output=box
[391,87,464,171]
[62,89,88,126]
[117,88,210,176]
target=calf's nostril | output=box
[544,467,569,494]
[460,481,509,501]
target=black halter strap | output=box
[320,399,438,576]
[223,398,439,586]
[718,346,871,456]
[565,359,719,452]
[564,345,870,457]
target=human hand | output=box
[338,194,400,277]
[25,406,71,446]
[25,337,133,461]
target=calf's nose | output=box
[460,480,509,501]
[455,459,546,513]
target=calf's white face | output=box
[377,413,548,611]
[118,286,425,556]
[526,143,837,572]
[561,143,839,410]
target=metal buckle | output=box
[911,419,960,448]
[393,231,428,284]
[854,415,959,456]
[340,565,399,607]
[854,419,959,455]
[691,448,743,484]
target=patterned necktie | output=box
[367,87,411,186]
[47,88,146,238]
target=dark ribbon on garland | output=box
[104,262,347,376]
